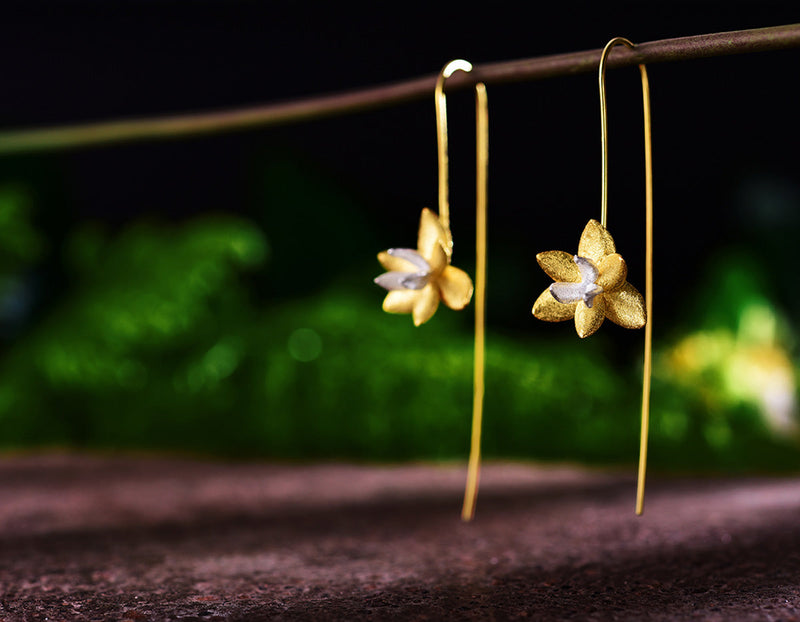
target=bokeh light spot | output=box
[288,328,322,362]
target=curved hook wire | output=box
[598,37,652,230]
[434,59,489,522]
[598,38,654,516]
[434,59,473,255]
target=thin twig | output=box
[0,23,798,155]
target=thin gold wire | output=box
[434,59,472,255]
[433,59,488,522]
[598,38,653,516]
[463,82,488,522]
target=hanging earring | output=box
[531,37,653,515]
[374,59,489,521]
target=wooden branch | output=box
[0,23,798,155]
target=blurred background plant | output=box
[0,154,797,473]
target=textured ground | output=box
[0,453,799,621]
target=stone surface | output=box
[0,453,799,621]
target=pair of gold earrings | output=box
[374,38,653,520]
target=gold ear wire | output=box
[598,37,654,516]
[434,59,489,522]
[434,59,472,256]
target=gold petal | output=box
[382,289,419,314]
[417,208,448,263]
[412,282,440,326]
[536,250,581,283]
[438,265,474,310]
[577,219,616,264]
[575,296,606,338]
[378,250,418,273]
[596,253,627,292]
[428,239,448,275]
[604,282,646,329]
[532,288,577,322]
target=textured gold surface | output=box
[536,250,581,283]
[377,250,417,273]
[382,290,417,314]
[596,253,627,291]
[577,219,616,264]
[604,282,646,329]
[377,208,473,326]
[412,283,440,327]
[417,208,448,262]
[575,295,606,338]
[439,265,474,310]
[532,219,645,338]
[427,236,448,275]
[532,288,578,322]
[380,283,442,327]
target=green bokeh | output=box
[0,168,797,473]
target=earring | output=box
[375,60,477,326]
[532,37,653,515]
[374,59,489,521]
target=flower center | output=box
[549,255,604,308]
[374,248,432,292]
[391,249,432,289]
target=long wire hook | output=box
[598,38,654,516]
[434,59,489,522]
[434,59,472,255]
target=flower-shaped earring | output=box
[374,59,489,521]
[533,218,645,338]
[533,38,654,516]
[375,208,473,327]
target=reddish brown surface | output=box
[0,453,799,621]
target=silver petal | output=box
[375,271,414,291]
[550,281,586,304]
[399,272,430,289]
[388,248,431,272]
[582,283,604,308]
[574,255,599,284]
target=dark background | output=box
[1,1,798,335]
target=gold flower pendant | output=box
[532,219,646,338]
[375,208,474,326]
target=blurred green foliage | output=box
[0,178,797,473]
[0,186,45,269]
